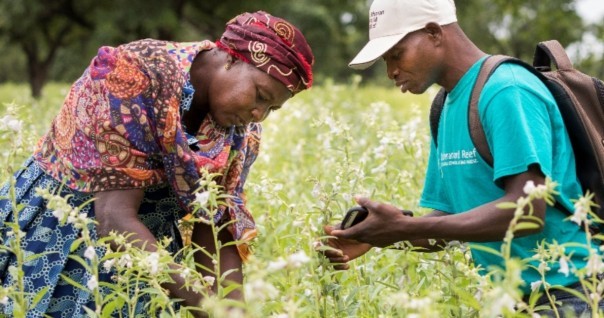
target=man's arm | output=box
[331,165,546,247]
[321,210,450,270]
[404,210,451,252]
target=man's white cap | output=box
[349,0,457,70]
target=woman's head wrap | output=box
[217,11,314,95]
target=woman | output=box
[0,11,313,316]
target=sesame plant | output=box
[0,81,602,317]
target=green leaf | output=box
[67,255,92,272]
[30,286,50,307]
[83,306,96,317]
[467,244,502,257]
[24,251,57,263]
[60,273,88,291]
[496,202,518,209]
[220,268,239,280]
[70,238,85,252]
[221,283,242,297]
[514,222,541,231]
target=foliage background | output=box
[0,0,602,97]
[0,1,603,316]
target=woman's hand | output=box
[321,225,372,270]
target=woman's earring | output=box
[224,61,232,70]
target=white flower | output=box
[145,252,160,275]
[0,296,7,305]
[6,118,22,132]
[586,252,604,276]
[86,275,98,290]
[203,275,215,287]
[538,261,551,274]
[194,191,210,207]
[370,161,388,174]
[84,246,96,261]
[118,254,133,268]
[311,184,321,197]
[103,259,116,272]
[490,289,516,316]
[180,268,191,279]
[0,115,22,132]
[558,257,569,277]
[287,251,310,268]
[530,280,542,292]
[342,192,352,202]
[590,292,601,303]
[523,180,536,195]
[52,208,67,220]
[244,279,279,301]
[267,258,288,272]
[570,204,588,225]
[67,214,77,224]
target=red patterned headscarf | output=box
[217,11,314,95]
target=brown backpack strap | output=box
[469,55,547,167]
[469,55,516,166]
[533,40,573,71]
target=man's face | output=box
[382,28,441,94]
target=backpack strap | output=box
[468,55,545,166]
[431,54,546,166]
[469,55,515,166]
[429,88,447,147]
[533,40,573,72]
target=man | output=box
[323,0,603,316]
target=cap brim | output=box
[348,34,407,70]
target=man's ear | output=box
[424,22,443,45]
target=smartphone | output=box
[340,206,414,230]
[341,206,369,229]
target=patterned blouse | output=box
[33,39,260,259]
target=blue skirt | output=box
[0,158,186,317]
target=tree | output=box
[0,0,601,97]
[0,0,96,98]
[456,0,584,62]
[0,0,188,98]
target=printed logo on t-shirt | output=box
[440,147,479,167]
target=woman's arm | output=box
[94,189,204,308]
[191,221,243,300]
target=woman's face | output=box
[207,60,292,128]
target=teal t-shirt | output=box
[419,56,593,295]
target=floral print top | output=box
[33,39,260,260]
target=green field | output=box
[0,82,597,317]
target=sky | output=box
[576,0,604,22]
[567,0,604,60]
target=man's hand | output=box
[320,225,372,270]
[330,197,414,247]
